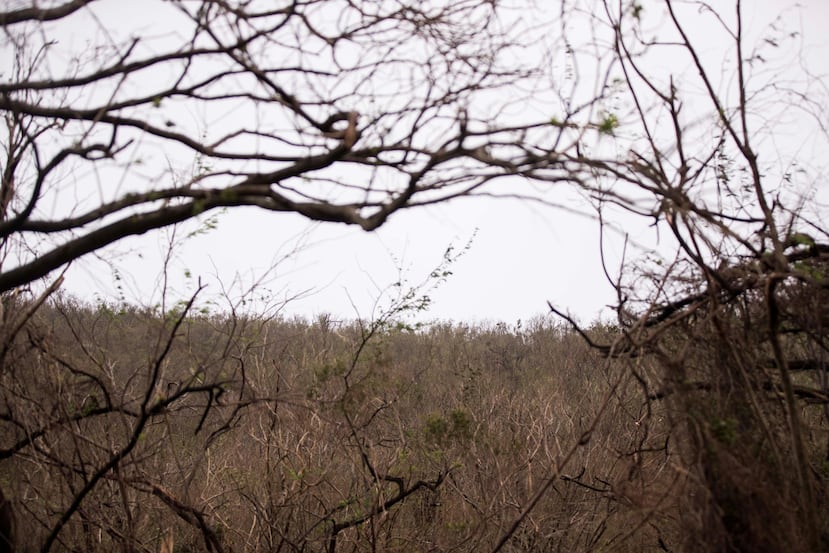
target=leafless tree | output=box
[1,1,828,552]
[0,0,590,293]
[538,2,829,552]
[0,2,581,551]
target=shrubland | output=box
[5,271,828,552]
[2,292,680,553]
[2,2,828,551]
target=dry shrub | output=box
[1,301,684,552]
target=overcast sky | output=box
[47,1,829,325]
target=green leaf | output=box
[598,113,618,135]
[790,232,815,248]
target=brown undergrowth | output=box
[0,293,826,552]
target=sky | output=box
[14,1,829,325]
[69,184,618,325]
